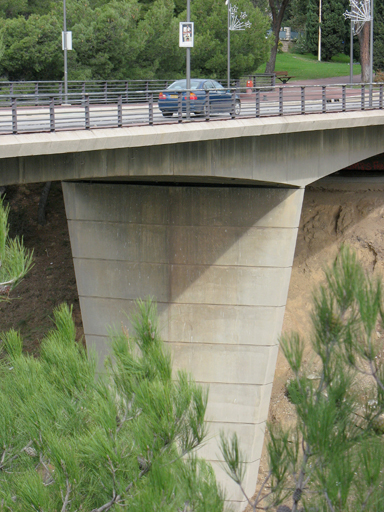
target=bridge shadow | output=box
[63,180,301,351]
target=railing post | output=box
[118,95,123,127]
[361,84,365,110]
[322,86,326,113]
[35,82,39,106]
[178,91,182,123]
[9,83,13,107]
[145,81,149,102]
[82,82,86,105]
[301,86,305,114]
[256,89,260,118]
[49,97,55,132]
[125,81,129,103]
[148,93,153,126]
[186,90,190,120]
[279,87,283,115]
[59,82,63,105]
[342,85,346,112]
[380,84,383,109]
[205,90,210,120]
[85,95,90,129]
[11,97,17,134]
[231,89,236,119]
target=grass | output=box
[256,52,361,81]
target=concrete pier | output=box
[63,182,304,509]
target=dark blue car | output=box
[158,79,241,117]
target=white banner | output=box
[179,22,194,48]
[62,31,72,51]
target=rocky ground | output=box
[2,175,384,509]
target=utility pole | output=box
[63,0,68,104]
[318,0,322,61]
[186,0,190,91]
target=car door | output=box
[212,80,231,112]
[203,80,219,112]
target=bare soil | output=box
[2,176,384,509]
[0,182,83,352]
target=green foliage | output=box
[0,13,62,80]
[0,301,224,511]
[221,246,384,511]
[374,0,384,72]
[190,0,271,79]
[321,0,347,61]
[0,0,272,81]
[0,198,33,299]
[306,0,319,56]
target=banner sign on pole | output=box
[179,22,194,47]
[62,31,72,50]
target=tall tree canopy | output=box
[0,0,271,81]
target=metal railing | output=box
[0,76,275,106]
[0,82,383,135]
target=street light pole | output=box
[369,0,374,105]
[186,0,191,91]
[318,0,322,61]
[225,1,250,89]
[63,0,68,104]
[227,0,230,88]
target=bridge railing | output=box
[0,76,275,106]
[0,82,383,135]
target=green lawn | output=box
[256,53,361,80]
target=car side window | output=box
[203,81,214,90]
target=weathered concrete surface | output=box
[1,112,384,188]
[63,182,304,510]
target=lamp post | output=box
[344,0,373,102]
[225,0,251,88]
[318,0,322,61]
[186,0,191,91]
[63,0,68,104]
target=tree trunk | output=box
[265,0,290,74]
[358,21,370,82]
[265,30,280,73]
[37,181,52,226]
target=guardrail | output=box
[0,82,383,135]
[0,76,275,106]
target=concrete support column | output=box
[62,182,304,510]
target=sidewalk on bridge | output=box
[283,74,363,86]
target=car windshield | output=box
[168,80,201,90]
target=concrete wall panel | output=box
[78,297,285,346]
[68,220,297,268]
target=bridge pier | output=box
[63,181,304,510]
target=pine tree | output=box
[0,301,224,511]
[221,246,384,511]
[0,197,33,299]
[374,0,384,72]
[321,0,347,61]
[305,0,319,56]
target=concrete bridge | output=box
[2,110,384,510]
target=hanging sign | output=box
[62,31,72,50]
[179,22,194,47]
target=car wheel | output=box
[234,99,241,116]
[162,112,173,117]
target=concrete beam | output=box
[62,182,304,510]
[1,114,384,187]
